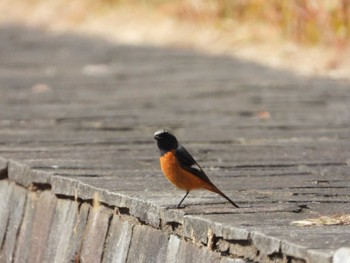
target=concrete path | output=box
[0,24,350,263]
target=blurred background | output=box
[1,0,349,79]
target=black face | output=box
[154,129,178,153]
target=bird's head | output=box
[154,129,178,153]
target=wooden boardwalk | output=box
[0,24,350,263]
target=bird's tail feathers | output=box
[207,185,239,208]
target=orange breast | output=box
[160,151,209,191]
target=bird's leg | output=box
[177,191,189,208]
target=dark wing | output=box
[175,144,214,186]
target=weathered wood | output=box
[0,24,349,263]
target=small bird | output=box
[154,129,239,208]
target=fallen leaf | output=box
[292,214,350,226]
[31,83,51,93]
[257,110,271,120]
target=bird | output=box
[153,129,239,208]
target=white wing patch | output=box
[191,162,203,171]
